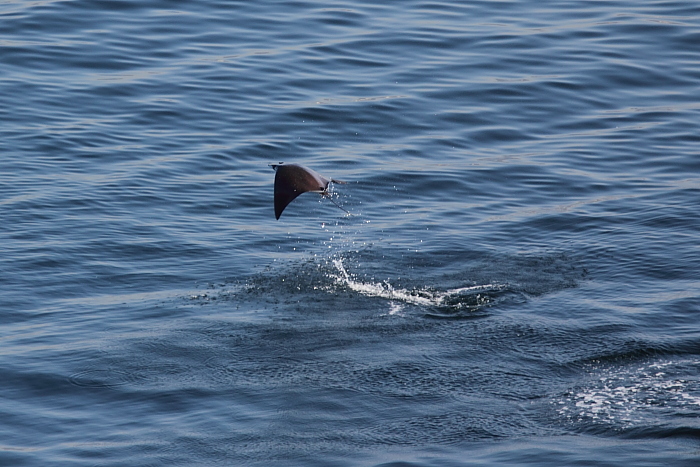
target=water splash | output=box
[331,258,505,314]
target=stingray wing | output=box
[273,164,330,219]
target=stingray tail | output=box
[324,193,351,216]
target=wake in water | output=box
[331,258,507,317]
[184,250,578,320]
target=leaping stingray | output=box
[270,163,348,219]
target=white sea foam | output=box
[556,359,700,427]
[331,258,501,310]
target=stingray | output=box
[270,163,348,219]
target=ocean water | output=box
[1,0,699,465]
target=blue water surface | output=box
[1,0,700,465]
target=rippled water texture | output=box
[1,0,700,465]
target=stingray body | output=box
[270,163,345,219]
